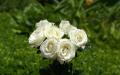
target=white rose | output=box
[56,39,76,64]
[69,29,88,48]
[59,20,76,34]
[29,20,53,47]
[28,28,46,47]
[40,38,58,59]
[35,20,53,34]
[35,20,53,29]
[45,26,64,38]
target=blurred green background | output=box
[0,0,120,75]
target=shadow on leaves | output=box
[39,60,82,75]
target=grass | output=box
[0,13,41,75]
[0,0,120,75]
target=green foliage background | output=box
[0,0,120,75]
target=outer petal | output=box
[59,20,76,34]
[35,20,53,29]
[45,26,64,38]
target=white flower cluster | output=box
[28,20,88,64]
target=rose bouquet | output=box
[28,20,88,74]
[28,20,88,64]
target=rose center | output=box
[46,42,54,52]
[61,44,70,56]
[76,33,82,42]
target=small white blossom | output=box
[45,26,64,38]
[56,39,76,64]
[69,29,88,47]
[40,38,58,59]
[59,20,76,34]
